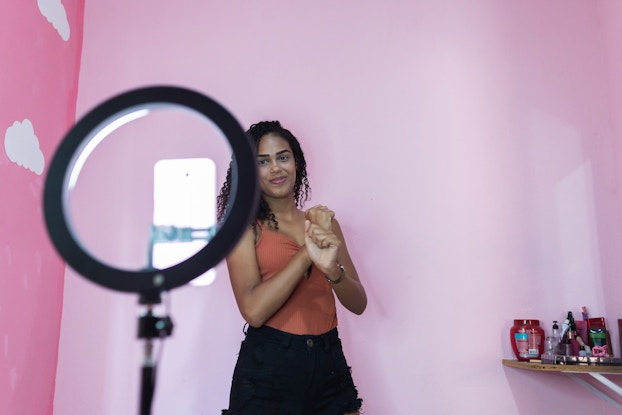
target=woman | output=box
[218,120,367,415]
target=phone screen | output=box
[152,158,217,286]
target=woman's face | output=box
[256,133,297,202]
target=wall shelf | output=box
[502,359,622,411]
[502,359,622,373]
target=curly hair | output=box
[216,120,311,230]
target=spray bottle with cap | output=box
[562,311,580,356]
[544,320,561,356]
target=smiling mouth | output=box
[270,177,287,184]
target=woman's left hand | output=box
[306,217,368,315]
[304,220,340,273]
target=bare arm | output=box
[329,219,367,315]
[305,217,367,315]
[226,227,312,328]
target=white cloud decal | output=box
[4,119,45,175]
[38,0,70,41]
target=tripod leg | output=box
[140,364,156,415]
[139,340,156,415]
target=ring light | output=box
[43,86,258,297]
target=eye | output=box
[278,155,290,162]
[257,159,269,166]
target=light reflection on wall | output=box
[556,160,604,307]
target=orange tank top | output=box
[256,221,337,335]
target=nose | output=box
[269,160,282,172]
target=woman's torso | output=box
[255,220,337,335]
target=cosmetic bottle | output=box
[544,321,561,355]
[510,319,545,361]
[563,318,577,356]
[563,333,572,356]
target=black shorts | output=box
[222,325,362,415]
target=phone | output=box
[151,158,217,286]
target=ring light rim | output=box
[43,86,258,294]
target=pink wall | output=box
[0,1,84,414]
[597,0,622,350]
[54,1,622,414]
[599,1,622,200]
